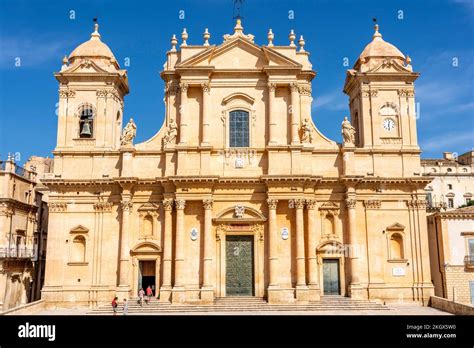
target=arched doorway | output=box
[316,240,346,296]
[130,242,162,298]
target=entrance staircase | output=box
[88,296,390,315]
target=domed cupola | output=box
[68,22,119,71]
[355,24,406,72]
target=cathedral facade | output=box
[42,20,434,307]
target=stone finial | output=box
[203,28,210,46]
[373,23,382,39]
[267,29,274,46]
[181,28,188,46]
[234,18,244,34]
[298,35,305,52]
[170,34,178,52]
[289,29,296,47]
[91,22,100,40]
[61,55,69,71]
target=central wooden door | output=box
[323,259,340,295]
[225,235,254,296]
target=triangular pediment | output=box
[368,59,412,73]
[387,222,405,230]
[137,202,160,211]
[177,38,301,70]
[70,225,89,233]
[61,60,111,74]
[319,201,340,210]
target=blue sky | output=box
[0,0,473,164]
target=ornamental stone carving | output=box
[163,198,174,211]
[267,82,276,92]
[179,82,189,93]
[362,89,378,98]
[96,89,108,98]
[203,199,214,210]
[59,90,76,98]
[49,202,68,212]
[298,85,312,96]
[341,116,356,145]
[364,200,381,209]
[292,199,305,209]
[93,202,113,212]
[120,118,137,147]
[300,118,313,143]
[345,199,357,209]
[175,199,186,210]
[290,82,300,93]
[163,118,178,146]
[201,82,210,93]
[234,205,245,218]
[398,89,414,97]
[120,200,133,212]
[306,199,317,209]
[267,199,278,210]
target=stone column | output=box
[346,198,360,285]
[201,199,214,302]
[172,198,186,303]
[294,199,309,301]
[290,82,300,145]
[268,83,277,144]
[201,82,210,146]
[179,82,188,144]
[267,199,279,290]
[160,198,173,302]
[305,199,320,300]
[117,197,132,298]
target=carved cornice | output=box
[175,199,186,210]
[49,202,68,212]
[266,199,278,210]
[345,199,357,209]
[364,200,381,209]
[305,199,317,209]
[162,198,174,211]
[94,202,113,212]
[203,199,213,210]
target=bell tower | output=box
[343,23,419,150]
[54,22,129,151]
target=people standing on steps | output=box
[138,288,145,307]
[123,298,128,315]
[111,297,118,315]
[146,285,153,304]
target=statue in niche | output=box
[121,118,137,146]
[300,118,313,143]
[163,118,178,146]
[341,116,356,145]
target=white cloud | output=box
[420,130,474,152]
[312,90,347,111]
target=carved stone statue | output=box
[341,116,356,145]
[121,118,137,146]
[163,118,178,146]
[300,118,313,143]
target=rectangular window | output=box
[229,110,249,147]
[469,239,474,256]
[448,198,454,208]
[426,193,432,207]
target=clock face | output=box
[383,118,396,131]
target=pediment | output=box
[213,205,267,222]
[386,222,405,230]
[319,201,340,210]
[367,59,412,73]
[130,241,162,254]
[316,240,344,253]
[61,60,110,74]
[70,225,89,233]
[177,37,301,70]
[137,202,160,211]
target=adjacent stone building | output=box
[422,151,473,210]
[0,155,51,311]
[42,20,434,307]
[427,206,474,304]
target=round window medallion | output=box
[190,228,198,241]
[281,227,289,240]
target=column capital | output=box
[293,198,305,209]
[163,198,174,211]
[267,82,277,92]
[203,199,213,210]
[305,199,317,209]
[120,200,133,212]
[266,198,278,209]
[175,199,186,210]
[290,82,300,93]
[179,82,189,92]
[345,198,357,209]
[201,82,210,93]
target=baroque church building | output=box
[42,20,434,307]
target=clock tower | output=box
[343,24,419,150]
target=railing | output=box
[464,255,474,268]
[0,247,37,260]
